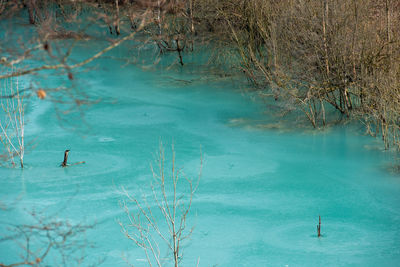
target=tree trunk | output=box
[27,0,36,24]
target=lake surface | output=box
[1,39,400,266]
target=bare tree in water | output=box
[0,77,25,168]
[119,143,202,267]
[216,0,400,150]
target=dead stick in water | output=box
[317,215,321,237]
[61,150,85,167]
[61,149,70,167]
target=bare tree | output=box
[119,143,202,267]
[215,0,400,150]
[0,77,25,168]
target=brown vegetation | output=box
[212,0,400,149]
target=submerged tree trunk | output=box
[176,38,184,66]
[114,0,120,35]
[61,150,69,167]
[27,0,36,24]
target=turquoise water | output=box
[1,39,400,266]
